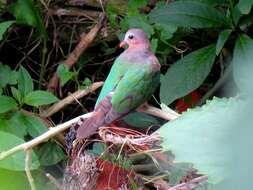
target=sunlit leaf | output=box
[24,90,58,106]
[0,131,40,170]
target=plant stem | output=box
[25,150,37,190]
[39,38,47,89]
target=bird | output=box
[76,28,161,139]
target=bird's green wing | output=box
[95,56,126,107]
[111,63,160,113]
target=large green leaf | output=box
[0,64,16,88]
[24,90,58,106]
[120,15,154,38]
[0,96,17,114]
[149,0,229,28]
[237,0,253,14]
[0,131,40,170]
[15,113,47,138]
[157,97,243,183]
[160,44,216,105]
[18,66,33,97]
[232,34,253,95]
[9,0,46,37]
[0,112,27,138]
[216,29,232,55]
[36,142,65,166]
[0,21,15,41]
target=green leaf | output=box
[16,114,47,138]
[149,0,229,28]
[0,112,27,138]
[237,0,253,14]
[157,97,241,183]
[233,34,253,95]
[154,23,177,41]
[216,29,232,55]
[160,44,216,105]
[11,87,22,104]
[120,15,154,38]
[18,66,33,97]
[0,21,15,41]
[123,112,161,128]
[24,90,58,107]
[9,0,46,37]
[56,64,76,87]
[0,96,17,114]
[127,0,147,15]
[36,142,65,166]
[151,38,158,53]
[0,131,40,170]
[0,64,15,88]
[0,88,2,95]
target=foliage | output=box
[0,0,252,188]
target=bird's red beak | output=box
[119,40,127,48]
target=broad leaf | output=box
[0,96,17,114]
[149,0,229,28]
[123,112,161,128]
[0,21,15,41]
[160,44,216,105]
[0,112,27,138]
[15,114,47,138]
[237,0,253,14]
[36,142,65,166]
[216,29,232,55]
[11,87,22,103]
[18,66,33,97]
[157,97,243,183]
[24,90,58,106]
[9,0,46,37]
[120,15,154,38]
[0,131,39,170]
[232,34,253,95]
[0,64,15,88]
[56,64,76,87]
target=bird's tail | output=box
[76,111,104,139]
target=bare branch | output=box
[25,150,37,190]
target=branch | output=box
[47,13,106,91]
[137,103,180,120]
[25,150,36,190]
[41,82,103,117]
[168,176,208,190]
[0,113,92,160]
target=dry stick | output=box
[137,103,180,120]
[0,113,92,161]
[168,176,208,190]
[47,13,106,91]
[25,150,37,190]
[41,81,104,117]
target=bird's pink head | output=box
[119,28,150,50]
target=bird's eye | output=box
[128,35,134,39]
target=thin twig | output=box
[0,113,92,160]
[25,150,37,190]
[137,103,180,120]
[45,173,62,190]
[168,176,208,190]
[41,82,103,117]
[47,13,106,91]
